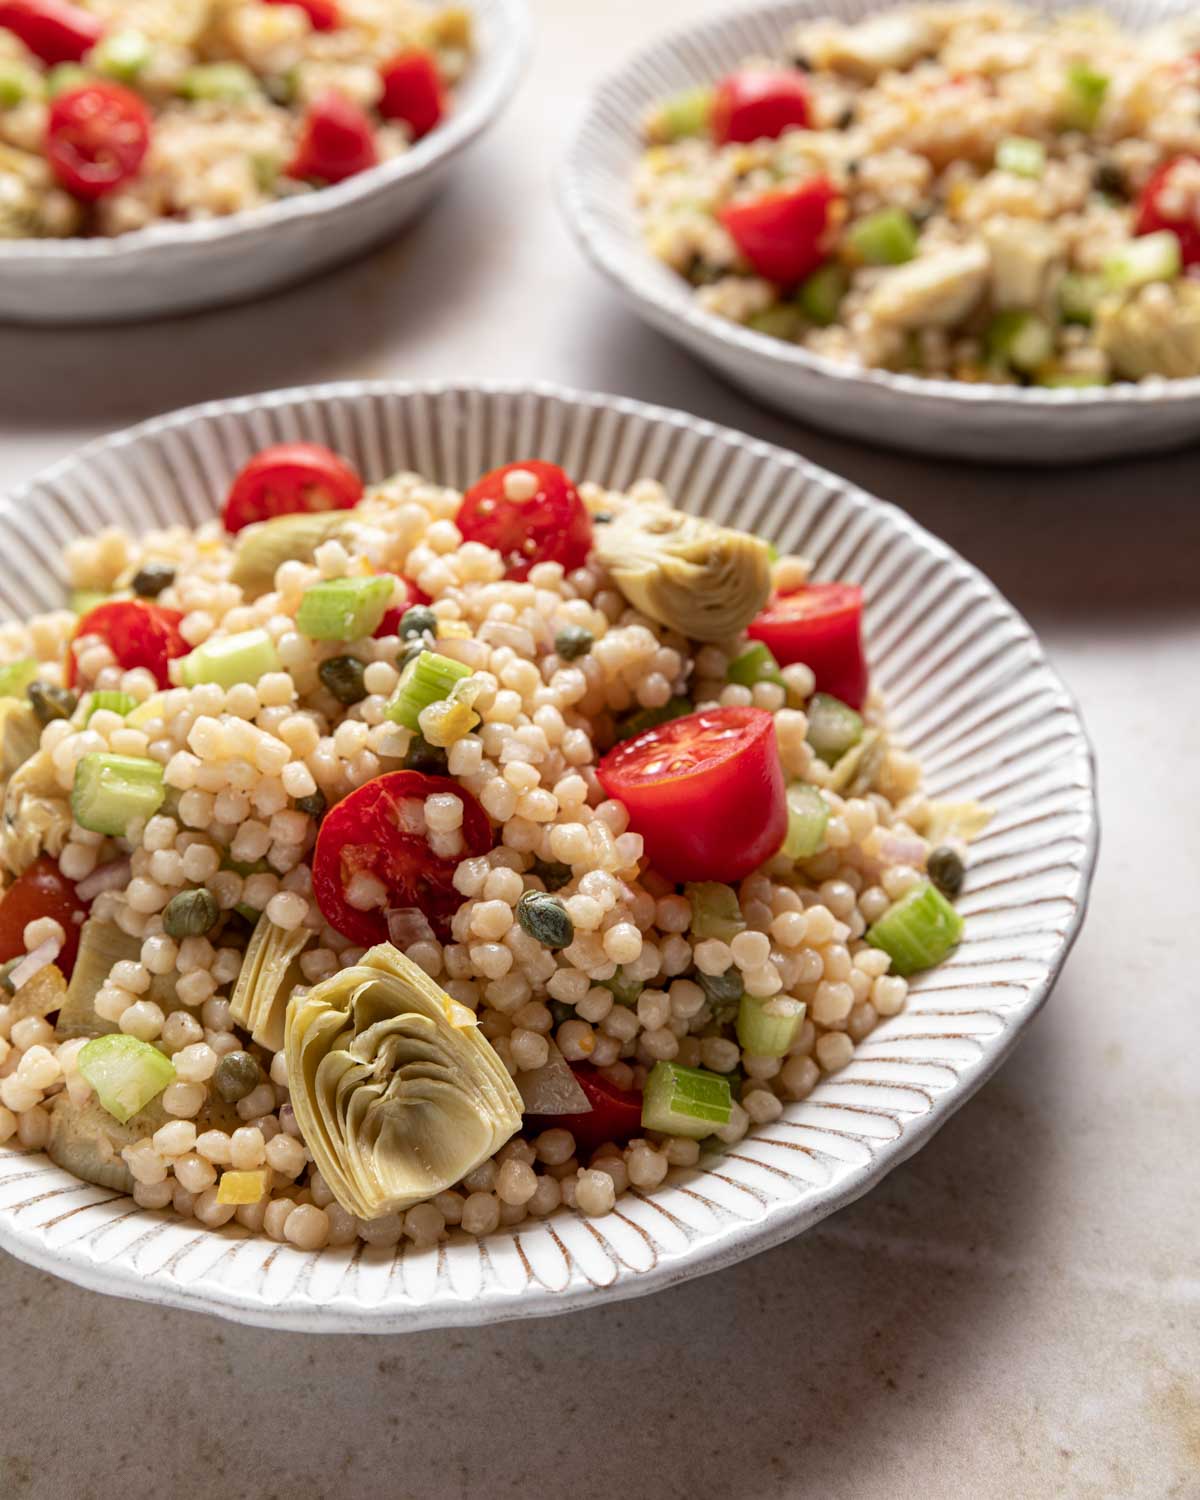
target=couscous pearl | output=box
[162,1082,207,1119]
[173,1153,217,1193]
[461,1192,500,1236]
[575,1169,616,1217]
[816,1032,855,1072]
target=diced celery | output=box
[781,782,828,859]
[799,263,848,326]
[1036,369,1109,388]
[746,304,803,340]
[84,690,137,722]
[601,967,643,1007]
[1061,64,1108,130]
[179,62,260,103]
[641,1061,733,1139]
[0,659,37,698]
[1058,272,1104,325]
[736,994,806,1057]
[613,697,692,742]
[46,64,90,98]
[0,61,43,108]
[92,29,151,82]
[1103,231,1181,292]
[385,649,471,731]
[216,1169,268,1206]
[985,310,1055,374]
[69,589,111,615]
[867,880,963,976]
[296,576,394,641]
[71,753,165,837]
[727,641,785,689]
[995,135,1045,178]
[77,1034,175,1124]
[805,693,862,764]
[125,694,165,729]
[646,85,714,143]
[848,208,918,266]
[685,882,745,943]
[177,627,280,688]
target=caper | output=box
[162,886,219,939]
[398,605,438,639]
[295,789,327,819]
[1093,160,1125,198]
[318,654,367,705]
[516,890,574,950]
[396,640,426,671]
[531,858,573,892]
[697,966,744,1016]
[554,625,593,662]
[927,846,965,898]
[836,104,855,130]
[592,511,613,524]
[404,733,448,774]
[26,681,76,725]
[0,957,20,994]
[131,562,175,599]
[212,1050,261,1104]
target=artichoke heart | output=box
[2,748,71,879]
[825,727,887,797]
[593,505,771,643]
[46,1092,166,1195]
[57,918,185,1039]
[285,943,523,1221]
[1096,280,1200,380]
[0,697,40,783]
[230,510,357,598]
[229,912,313,1054]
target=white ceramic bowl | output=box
[0,0,529,325]
[561,0,1200,463]
[0,381,1096,1332]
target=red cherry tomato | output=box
[0,856,89,979]
[711,68,812,145]
[525,1064,644,1152]
[45,83,152,201]
[597,706,786,884]
[262,0,338,30]
[1135,156,1200,267]
[287,90,378,184]
[222,442,364,534]
[748,583,867,710]
[373,579,431,638]
[0,0,102,64]
[456,461,593,581]
[379,50,446,140]
[67,599,188,691]
[719,178,840,285]
[312,770,493,946]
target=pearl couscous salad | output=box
[0,442,987,1250]
[0,0,471,238]
[636,2,1200,386]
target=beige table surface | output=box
[1,3,1198,1496]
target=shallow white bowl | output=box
[561,0,1200,463]
[0,0,529,325]
[0,381,1096,1331]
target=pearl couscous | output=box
[0,440,983,1250]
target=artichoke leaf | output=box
[592,505,772,643]
[56,918,182,1039]
[1096,280,1200,380]
[0,697,40,782]
[9,963,67,1026]
[230,511,357,598]
[285,943,523,1220]
[1,748,71,878]
[826,727,886,796]
[46,1091,167,1195]
[910,798,994,847]
[229,912,313,1054]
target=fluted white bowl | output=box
[0,0,529,325]
[0,381,1096,1331]
[560,0,1200,462]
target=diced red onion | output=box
[386,907,436,949]
[76,858,132,901]
[8,938,63,992]
[517,1042,593,1116]
[880,834,927,867]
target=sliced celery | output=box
[179,62,259,102]
[78,1034,175,1124]
[1036,370,1109,388]
[177,627,280,688]
[1103,231,1181,292]
[736,994,806,1057]
[848,208,918,266]
[799,263,848,326]
[781,782,828,859]
[296,576,393,641]
[613,697,692,742]
[0,659,37,698]
[985,310,1054,374]
[0,61,43,107]
[1058,272,1104,325]
[646,85,714,143]
[69,588,111,615]
[71,753,165,836]
[92,29,151,81]
[727,641,785,689]
[46,64,90,98]
[385,649,471,731]
[1061,64,1108,130]
[866,880,963,976]
[85,690,137,722]
[641,1061,732,1139]
[995,135,1045,178]
[806,693,863,765]
[686,882,745,943]
[746,305,803,340]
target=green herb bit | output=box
[601,967,643,1007]
[696,966,743,1017]
[531,858,573,892]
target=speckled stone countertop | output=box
[1,3,1198,1495]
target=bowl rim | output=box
[0,378,1099,1333]
[559,0,1200,414]
[0,0,531,267]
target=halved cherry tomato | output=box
[748,583,867,709]
[1135,156,1200,267]
[46,83,151,201]
[67,599,188,691]
[287,90,378,184]
[312,770,493,946]
[0,856,89,979]
[379,50,445,140]
[597,706,786,883]
[525,1065,644,1152]
[456,461,593,581]
[0,0,102,64]
[711,68,812,145]
[719,178,840,285]
[222,442,364,534]
[262,0,339,30]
